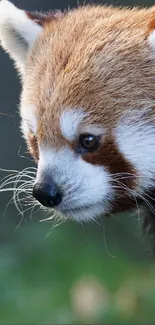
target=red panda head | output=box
[1,0,155,222]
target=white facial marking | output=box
[21,105,37,138]
[60,109,86,141]
[0,0,42,72]
[148,30,155,53]
[115,111,155,191]
[36,146,113,222]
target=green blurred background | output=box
[0,0,155,324]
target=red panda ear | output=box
[0,1,62,75]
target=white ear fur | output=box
[0,0,43,73]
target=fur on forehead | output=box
[20,5,155,134]
[1,2,155,77]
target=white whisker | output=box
[0,166,37,224]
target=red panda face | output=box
[1,1,155,222]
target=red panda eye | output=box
[79,134,100,152]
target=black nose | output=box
[33,182,62,208]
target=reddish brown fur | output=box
[82,135,134,177]
[23,5,155,133]
[22,5,155,213]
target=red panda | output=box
[0,0,155,231]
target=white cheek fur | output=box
[115,114,155,191]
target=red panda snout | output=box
[34,146,113,221]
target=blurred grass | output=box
[0,208,155,324]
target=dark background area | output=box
[0,0,155,324]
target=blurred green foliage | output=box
[0,208,155,324]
